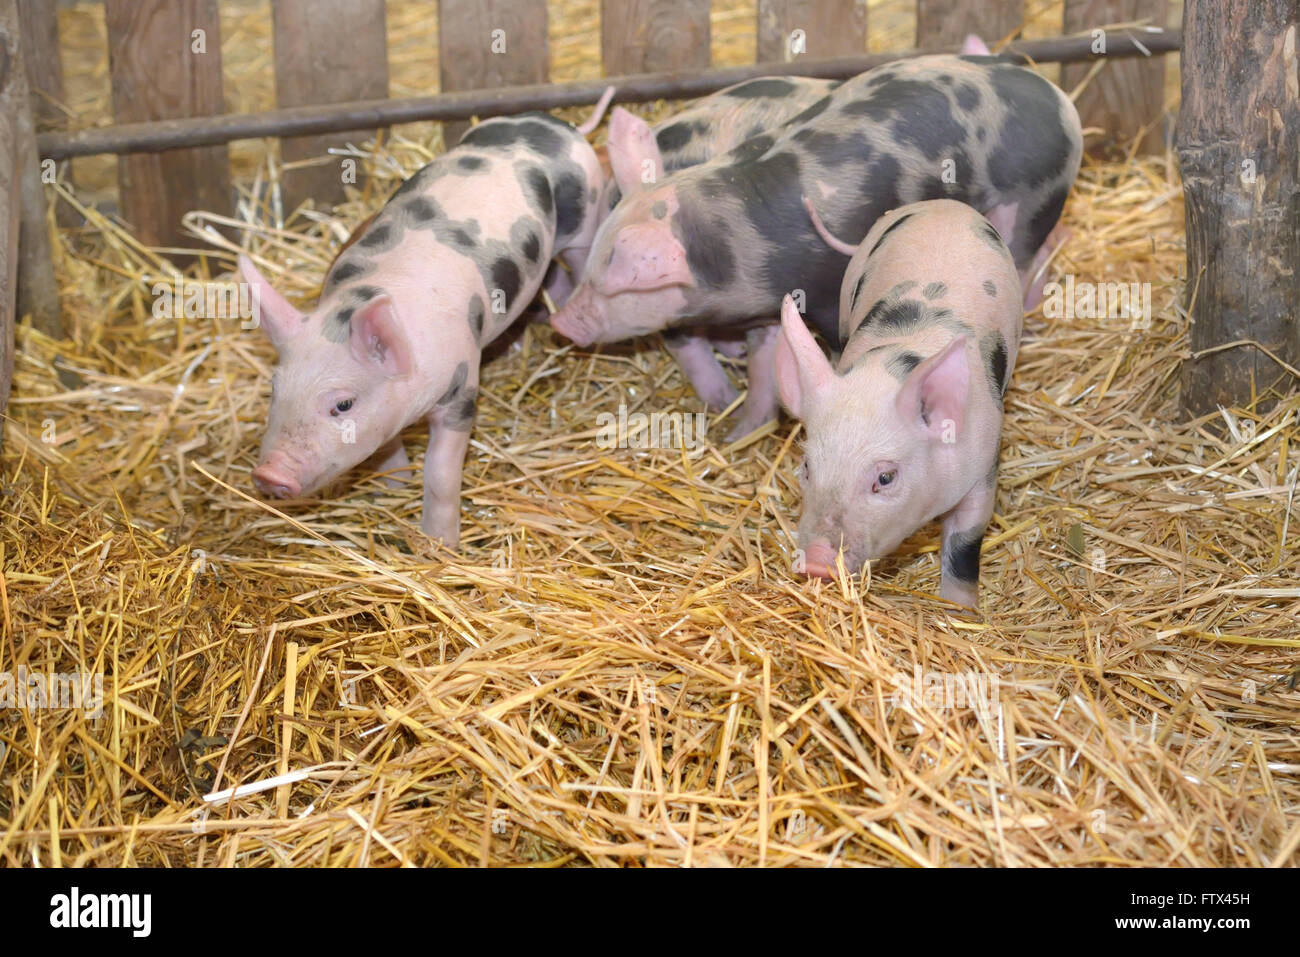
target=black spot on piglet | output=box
[521,166,554,216]
[980,331,1009,400]
[975,220,1004,251]
[725,77,797,98]
[868,213,914,257]
[435,361,477,431]
[491,257,523,311]
[944,527,984,584]
[436,361,467,406]
[360,224,395,250]
[467,294,485,342]
[886,350,922,380]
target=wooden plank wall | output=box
[16,0,1174,266]
[272,0,389,212]
[105,0,230,252]
[1063,0,1171,154]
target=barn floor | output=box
[4,1,1297,868]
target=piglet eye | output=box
[332,398,354,416]
[873,469,896,493]
[800,460,811,483]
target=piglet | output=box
[553,54,1081,441]
[241,90,613,547]
[776,198,1024,609]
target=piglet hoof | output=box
[940,580,981,619]
[700,382,741,414]
[1023,225,1074,311]
[420,514,461,553]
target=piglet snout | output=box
[550,307,594,347]
[802,542,839,579]
[252,459,301,499]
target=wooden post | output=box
[272,0,389,212]
[602,0,712,75]
[105,0,230,252]
[916,0,1024,48]
[1,0,60,347]
[1,10,22,421]
[1178,0,1300,414]
[439,0,549,148]
[1063,0,1170,155]
[757,0,867,63]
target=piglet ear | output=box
[775,295,833,420]
[595,221,694,294]
[895,337,969,441]
[607,107,664,195]
[239,254,305,350]
[349,296,412,378]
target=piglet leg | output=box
[985,201,1071,311]
[546,246,594,311]
[938,478,997,610]
[663,329,740,412]
[725,323,781,442]
[369,436,412,490]
[1020,224,1071,311]
[711,335,747,359]
[421,409,475,548]
[542,260,575,310]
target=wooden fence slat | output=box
[916,0,1025,48]
[16,0,63,131]
[757,0,867,63]
[17,0,76,227]
[2,0,60,350]
[1062,0,1170,155]
[602,0,712,75]
[105,0,229,253]
[272,0,389,212]
[439,0,549,148]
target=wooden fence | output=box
[1,0,1181,425]
[24,0,1173,249]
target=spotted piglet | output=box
[776,199,1024,609]
[554,54,1081,441]
[597,75,842,412]
[240,93,612,547]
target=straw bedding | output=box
[2,1,1297,867]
